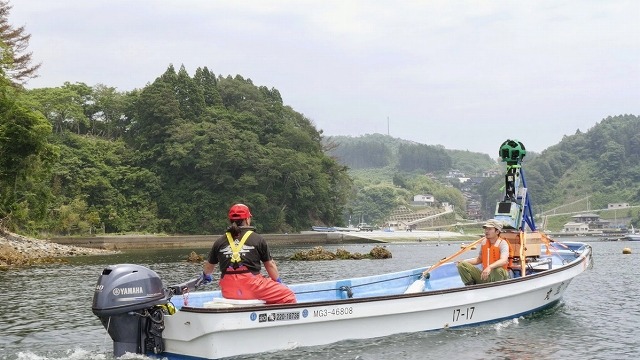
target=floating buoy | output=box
[622,247,632,254]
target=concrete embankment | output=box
[48,232,389,250]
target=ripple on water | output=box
[1,240,639,360]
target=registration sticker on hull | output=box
[254,311,301,323]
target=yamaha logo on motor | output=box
[112,287,144,296]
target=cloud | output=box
[9,0,640,156]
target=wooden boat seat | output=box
[202,298,266,308]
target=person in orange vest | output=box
[456,219,510,285]
[197,203,296,304]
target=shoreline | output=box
[47,230,478,249]
[0,229,477,269]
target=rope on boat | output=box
[292,273,418,296]
[540,232,581,258]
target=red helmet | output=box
[228,204,252,220]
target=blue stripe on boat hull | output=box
[154,299,563,360]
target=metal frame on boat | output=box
[92,140,593,359]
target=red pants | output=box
[220,273,297,304]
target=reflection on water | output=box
[0,239,638,360]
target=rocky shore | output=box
[0,228,475,270]
[0,230,116,269]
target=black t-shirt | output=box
[207,227,272,275]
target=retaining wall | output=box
[49,232,384,250]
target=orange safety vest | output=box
[481,238,509,270]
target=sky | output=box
[8,1,640,157]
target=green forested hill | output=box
[323,134,497,225]
[475,115,640,227]
[324,116,640,228]
[326,133,496,175]
[1,65,352,235]
[528,114,640,208]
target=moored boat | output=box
[624,225,640,241]
[91,140,593,359]
[311,225,337,232]
[625,233,640,241]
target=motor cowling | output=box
[92,264,171,357]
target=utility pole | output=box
[387,116,390,136]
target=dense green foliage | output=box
[1,65,352,235]
[0,78,57,231]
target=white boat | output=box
[92,240,591,359]
[625,233,640,241]
[311,225,337,232]
[625,225,640,241]
[91,139,593,359]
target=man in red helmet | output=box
[197,203,296,304]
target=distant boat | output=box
[625,226,640,241]
[334,226,360,232]
[357,223,377,232]
[311,226,360,232]
[311,226,336,232]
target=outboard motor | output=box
[92,264,172,357]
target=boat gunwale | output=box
[178,244,591,314]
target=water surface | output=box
[0,239,638,360]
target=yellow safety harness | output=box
[225,230,253,268]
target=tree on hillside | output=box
[193,66,223,107]
[90,84,134,138]
[127,78,182,166]
[0,77,55,230]
[118,65,352,233]
[0,0,40,85]
[348,184,405,226]
[397,143,452,172]
[331,140,392,169]
[175,65,206,120]
[25,86,87,134]
[46,133,164,234]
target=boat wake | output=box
[16,348,113,360]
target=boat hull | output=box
[160,245,592,359]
